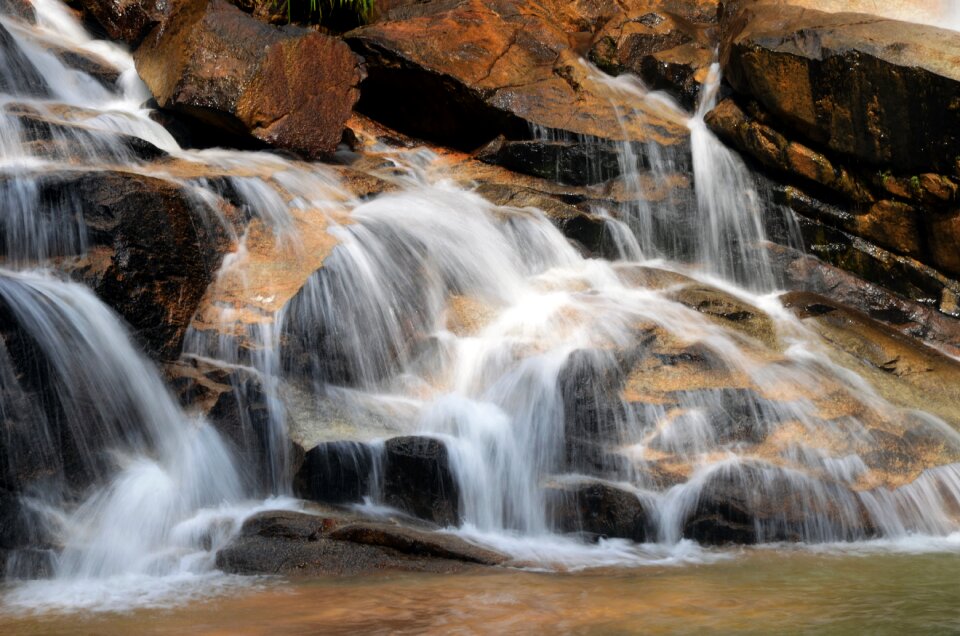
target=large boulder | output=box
[72,0,167,45]
[382,436,460,526]
[215,509,505,575]
[719,3,960,175]
[345,0,689,150]
[134,0,364,158]
[0,170,231,359]
[546,478,653,542]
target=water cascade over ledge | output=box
[1,0,960,613]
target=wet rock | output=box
[135,0,364,158]
[382,436,459,526]
[5,170,232,359]
[781,291,960,430]
[765,242,960,357]
[558,348,634,473]
[720,4,960,175]
[0,0,35,22]
[3,104,167,161]
[669,284,777,347]
[0,23,50,97]
[48,44,122,87]
[476,136,623,187]
[295,441,376,505]
[683,461,868,544]
[216,509,498,575]
[345,0,688,150]
[328,522,507,565]
[546,478,653,542]
[773,184,960,319]
[168,358,285,491]
[73,0,168,45]
[589,3,717,108]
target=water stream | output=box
[0,0,959,616]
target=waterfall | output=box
[1,0,960,613]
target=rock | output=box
[73,0,168,45]
[668,284,777,347]
[168,358,289,491]
[0,23,50,97]
[546,478,653,542]
[1,170,231,360]
[216,509,499,575]
[295,441,376,505]
[588,3,717,108]
[134,0,364,158]
[346,0,688,150]
[3,103,167,162]
[382,436,459,526]
[781,291,960,430]
[775,184,960,319]
[0,0,36,22]
[765,242,960,357]
[328,522,507,565]
[682,461,868,544]
[720,4,960,175]
[476,136,623,187]
[48,45,122,87]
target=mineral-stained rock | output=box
[345,0,689,150]
[134,0,364,158]
[720,3,960,175]
[73,0,168,45]
[382,436,460,526]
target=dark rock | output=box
[683,461,868,544]
[476,136,623,187]
[295,441,376,505]
[73,0,168,46]
[135,0,364,158]
[721,4,960,174]
[382,436,459,526]
[547,478,653,542]
[328,522,507,565]
[0,170,231,360]
[49,45,122,87]
[216,510,496,575]
[0,23,50,97]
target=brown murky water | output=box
[3,548,960,635]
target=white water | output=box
[0,0,959,615]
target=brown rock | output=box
[135,0,364,158]
[720,4,960,174]
[73,0,168,45]
[346,0,688,150]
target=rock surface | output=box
[346,0,689,150]
[382,436,460,526]
[720,3,960,175]
[216,509,507,575]
[134,0,364,157]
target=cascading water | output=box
[1,0,960,614]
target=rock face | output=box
[346,0,688,150]
[588,0,718,108]
[711,2,960,317]
[547,478,653,542]
[295,441,376,504]
[1,170,230,360]
[721,4,960,174]
[73,0,167,45]
[215,509,506,576]
[134,0,364,158]
[382,436,459,526]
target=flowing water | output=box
[0,0,959,623]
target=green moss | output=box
[276,0,375,24]
[910,175,921,193]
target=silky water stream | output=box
[0,0,959,627]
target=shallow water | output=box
[3,548,960,634]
